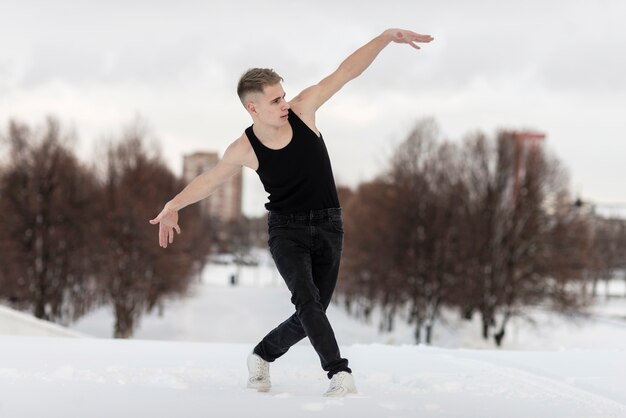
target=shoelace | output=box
[328,374,345,391]
[252,357,269,379]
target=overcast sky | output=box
[1,0,624,216]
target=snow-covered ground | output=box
[1,252,626,417]
[1,337,625,417]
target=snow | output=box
[1,337,625,417]
[0,304,86,338]
[2,253,626,417]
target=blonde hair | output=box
[237,68,283,104]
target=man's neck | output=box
[252,120,291,146]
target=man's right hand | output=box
[384,28,434,50]
[149,205,181,248]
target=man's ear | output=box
[246,101,257,115]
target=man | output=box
[150,28,433,397]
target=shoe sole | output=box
[247,382,271,392]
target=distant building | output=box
[182,152,243,222]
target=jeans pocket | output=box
[329,215,344,233]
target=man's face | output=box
[248,83,290,126]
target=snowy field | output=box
[1,252,626,417]
[2,337,625,418]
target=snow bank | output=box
[0,304,86,338]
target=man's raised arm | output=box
[291,28,433,114]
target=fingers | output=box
[407,35,432,45]
[394,30,434,47]
[404,30,433,42]
[169,224,182,244]
[157,224,181,248]
[159,224,168,248]
[151,208,181,248]
[414,34,434,42]
[149,211,165,225]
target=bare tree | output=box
[339,179,400,326]
[340,119,461,343]
[589,216,626,297]
[385,121,467,343]
[94,124,210,337]
[339,121,595,347]
[458,131,593,346]
[451,131,493,323]
[0,118,100,322]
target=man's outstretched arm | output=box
[149,135,250,248]
[291,28,433,114]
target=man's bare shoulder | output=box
[223,132,258,171]
[289,86,319,114]
[289,95,320,137]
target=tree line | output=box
[2,116,624,344]
[0,117,215,337]
[337,119,626,346]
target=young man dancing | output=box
[150,28,433,397]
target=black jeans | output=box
[253,208,351,379]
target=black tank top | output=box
[246,109,340,213]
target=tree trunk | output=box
[113,302,135,339]
[481,315,490,340]
[461,305,473,320]
[34,298,47,320]
[414,325,421,345]
[493,311,511,347]
[494,329,505,346]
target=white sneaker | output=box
[247,353,271,392]
[323,371,357,397]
